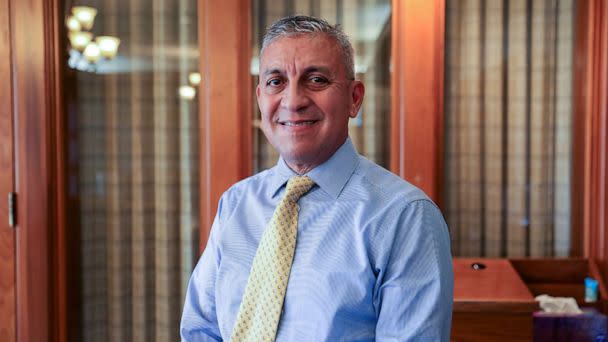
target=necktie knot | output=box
[285,176,315,203]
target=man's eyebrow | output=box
[261,66,333,77]
[303,66,331,75]
[262,68,283,77]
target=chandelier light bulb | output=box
[96,36,121,59]
[72,6,97,30]
[179,85,196,100]
[65,16,81,32]
[69,31,93,52]
[83,42,101,63]
[188,72,201,86]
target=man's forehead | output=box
[259,35,342,73]
[262,33,338,52]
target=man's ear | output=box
[256,84,261,101]
[349,80,365,118]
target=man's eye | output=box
[267,78,282,87]
[310,76,328,84]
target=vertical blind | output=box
[444,0,574,257]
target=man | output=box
[181,15,453,341]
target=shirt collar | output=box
[267,138,359,200]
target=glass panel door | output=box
[443,0,575,257]
[63,0,199,340]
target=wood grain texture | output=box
[452,258,608,341]
[198,0,252,251]
[454,259,533,303]
[47,0,66,340]
[454,301,538,314]
[574,0,608,264]
[510,259,608,311]
[589,259,608,300]
[510,258,589,283]
[602,9,608,293]
[588,0,608,275]
[571,0,589,258]
[390,0,444,204]
[451,312,533,342]
[0,0,15,340]
[451,258,608,341]
[452,258,538,340]
[10,0,61,340]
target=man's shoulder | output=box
[353,156,431,207]
[222,167,273,200]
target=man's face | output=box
[256,34,364,173]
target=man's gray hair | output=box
[261,15,355,80]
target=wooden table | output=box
[452,259,538,341]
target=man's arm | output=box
[375,199,453,341]
[180,199,224,341]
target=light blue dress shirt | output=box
[181,138,453,341]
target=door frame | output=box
[5,0,66,341]
[0,0,16,339]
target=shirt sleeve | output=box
[180,198,224,342]
[374,199,454,342]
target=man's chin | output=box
[276,142,315,158]
[281,151,315,164]
[281,149,340,175]
[279,149,318,168]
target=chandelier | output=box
[66,6,120,72]
[179,72,202,101]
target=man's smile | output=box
[277,119,319,126]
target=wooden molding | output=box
[198,0,252,251]
[12,0,49,338]
[585,0,608,265]
[574,0,608,263]
[10,0,63,340]
[0,0,16,339]
[571,1,588,257]
[47,0,68,341]
[390,0,445,205]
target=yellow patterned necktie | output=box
[230,176,315,342]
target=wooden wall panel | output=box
[198,0,252,250]
[585,0,608,268]
[452,312,533,342]
[572,0,591,259]
[574,0,608,264]
[12,0,50,338]
[0,0,15,339]
[391,0,445,205]
[48,0,67,340]
[602,0,608,278]
[10,0,63,341]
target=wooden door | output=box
[4,0,63,341]
[0,0,16,339]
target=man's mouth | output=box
[279,120,318,126]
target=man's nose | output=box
[281,82,310,112]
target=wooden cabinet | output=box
[453,259,537,341]
[453,258,608,341]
